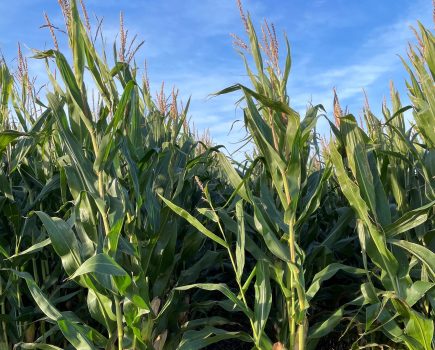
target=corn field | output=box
[0,1,434,349]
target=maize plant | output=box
[0,1,224,349]
[162,5,434,350]
[0,1,434,350]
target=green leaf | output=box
[393,296,434,350]
[384,200,435,238]
[46,93,98,195]
[306,263,366,302]
[57,319,96,350]
[253,260,272,339]
[308,307,344,340]
[216,152,249,202]
[34,211,82,276]
[10,270,96,349]
[389,239,435,279]
[106,80,136,133]
[0,130,26,152]
[9,238,51,259]
[405,281,435,307]
[10,270,62,320]
[296,165,332,227]
[404,311,434,350]
[177,327,252,350]
[175,283,253,319]
[159,195,229,248]
[68,253,128,280]
[252,198,290,262]
[14,343,63,350]
[235,200,246,280]
[329,141,399,286]
[87,289,116,329]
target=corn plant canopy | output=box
[0,1,434,350]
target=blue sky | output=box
[0,0,432,154]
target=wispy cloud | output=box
[286,0,432,134]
